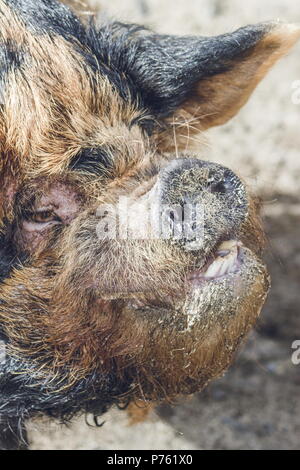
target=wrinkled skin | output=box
[0,0,299,450]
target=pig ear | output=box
[121,22,300,148]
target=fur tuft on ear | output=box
[157,22,300,150]
[99,21,299,150]
[175,22,300,130]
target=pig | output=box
[0,0,299,449]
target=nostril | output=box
[208,180,228,195]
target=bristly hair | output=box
[0,0,299,451]
[0,1,277,120]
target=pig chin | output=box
[110,240,270,399]
[183,243,270,329]
[122,240,270,332]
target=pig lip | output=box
[186,240,243,287]
[99,240,244,301]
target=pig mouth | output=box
[103,239,250,301]
[122,239,250,310]
[186,239,243,287]
[107,236,270,335]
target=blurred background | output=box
[30,0,300,449]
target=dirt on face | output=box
[0,0,299,450]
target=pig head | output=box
[0,0,299,436]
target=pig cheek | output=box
[17,223,51,253]
[6,183,18,205]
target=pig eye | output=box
[27,210,61,224]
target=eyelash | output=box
[27,210,61,224]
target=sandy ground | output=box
[29,0,300,450]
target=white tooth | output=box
[201,242,239,279]
[203,260,222,278]
[216,249,231,257]
[218,259,231,276]
[218,240,238,251]
[212,264,223,278]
